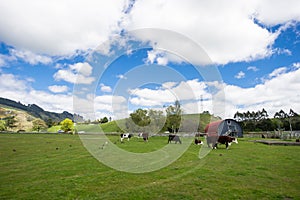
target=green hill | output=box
[97,113,221,133]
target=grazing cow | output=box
[194,138,203,145]
[138,132,149,142]
[120,133,133,142]
[168,134,182,144]
[206,135,238,149]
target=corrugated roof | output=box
[204,120,223,135]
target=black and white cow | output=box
[206,135,238,149]
[168,134,182,144]
[120,133,133,142]
[138,132,149,142]
[194,138,203,145]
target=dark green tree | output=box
[165,100,182,133]
[130,109,151,127]
[101,117,109,124]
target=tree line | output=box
[125,100,182,133]
[234,109,300,132]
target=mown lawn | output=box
[0,133,299,199]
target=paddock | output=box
[0,133,299,199]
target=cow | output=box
[138,132,149,142]
[194,138,203,145]
[206,135,238,149]
[168,134,182,144]
[120,133,133,142]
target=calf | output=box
[168,134,182,144]
[194,138,203,145]
[120,133,133,142]
[206,135,238,149]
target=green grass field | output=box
[0,133,299,199]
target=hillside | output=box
[0,97,83,123]
[0,106,37,132]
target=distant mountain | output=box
[0,97,83,123]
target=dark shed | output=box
[204,119,243,137]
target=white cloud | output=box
[69,62,92,76]
[116,74,127,80]
[269,67,287,78]
[0,73,28,92]
[48,85,69,93]
[145,50,171,66]
[124,0,300,64]
[10,49,52,65]
[162,82,177,89]
[235,71,246,79]
[254,0,300,26]
[0,0,299,66]
[100,83,112,93]
[53,62,95,84]
[0,56,5,67]
[247,66,259,72]
[128,79,212,108]
[0,73,73,113]
[0,72,129,120]
[216,67,300,118]
[293,62,300,69]
[0,0,126,55]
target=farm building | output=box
[204,119,243,137]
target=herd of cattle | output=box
[120,133,238,149]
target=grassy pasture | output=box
[0,133,299,199]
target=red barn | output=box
[204,119,243,137]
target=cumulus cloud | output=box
[48,85,69,93]
[293,62,300,69]
[53,62,95,84]
[269,67,287,78]
[235,71,246,79]
[254,0,300,25]
[10,49,52,65]
[124,65,300,118]
[124,0,300,64]
[0,0,299,66]
[0,0,126,55]
[0,72,128,120]
[0,73,28,92]
[100,83,112,93]
[0,73,73,113]
[247,66,259,72]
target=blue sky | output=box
[0,0,300,120]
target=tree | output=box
[130,109,151,127]
[165,100,182,133]
[32,119,47,132]
[60,118,74,133]
[0,120,6,131]
[45,118,54,128]
[4,116,17,129]
[100,117,109,124]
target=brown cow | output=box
[206,135,238,149]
